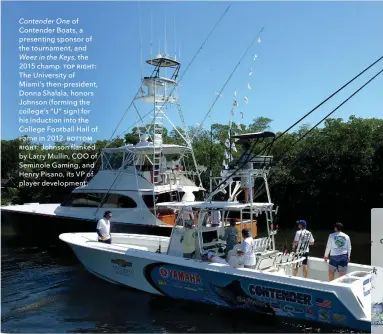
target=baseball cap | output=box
[242,228,250,237]
[296,220,307,228]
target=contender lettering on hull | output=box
[249,285,312,305]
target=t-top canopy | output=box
[102,144,190,155]
[232,131,276,140]
[156,201,274,211]
[146,57,180,68]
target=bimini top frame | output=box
[100,143,191,171]
[156,200,276,251]
[231,131,276,141]
[156,201,273,213]
[146,55,181,81]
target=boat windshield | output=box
[101,149,136,170]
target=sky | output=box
[1,1,383,142]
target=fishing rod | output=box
[74,7,234,219]
[295,230,312,269]
[192,26,265,142]
[276,222,312,267]
[223,55,383,188]
[257,67,383,265]
[110,6,232,193]
[273,55,383,144]
[206,134,273,201]
[132,5,232,140]
[278,226,302,265]
[241,59,383,201]
[281,69,383,159]
[281,225,311,268]
[253,66,383,200]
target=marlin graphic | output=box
[208,280,275,315]
[111,259,132,267]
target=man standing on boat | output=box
[182,220,197,259]
[237,229,256,269]
[292,220,315,278]
[324,222,352,281]
[221,219,238,254]
[96,211,112,244]
[238,141,255,203]
[211,209,222,227]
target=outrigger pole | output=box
[211,55,383,198]
[253,63,383,201]
[81,6,231,187]
[192,26,265,143]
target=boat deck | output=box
[1,203,59,215]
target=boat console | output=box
[198,228,226,257]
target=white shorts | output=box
[241,176,254,188]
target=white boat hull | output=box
[1,204,172,245]
[60,232,372,332]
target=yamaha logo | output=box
[158,267,202,284]
[160,267,169,278]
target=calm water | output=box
[1,227,370,333]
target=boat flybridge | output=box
[60,133,373,332]
[1,53,205,239]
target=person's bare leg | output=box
[292,265,298,276]
[303,265,308,278]
[338,271,346,278]
[244,188,249,202]
[328,271,335,281]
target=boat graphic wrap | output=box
[208,280,274,314]
[249,284,312,305]
[143,262,370,332]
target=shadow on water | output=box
[1,225,370,333]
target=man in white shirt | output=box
[207,251,229,265]
[237,229,256,269]
[324,222,352,281]
[292,220,315,278]
[96,211,112,244]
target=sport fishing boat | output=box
[1,53,205,240]
[60,141,373,332]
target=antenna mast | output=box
[138,3,143,81]
[150,11,153,60]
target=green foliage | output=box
[248,116,273,132]
[2,116,382,231]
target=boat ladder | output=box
[206,176,233,201]
[152,106,164,184]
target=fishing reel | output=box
[269,223,279,235]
